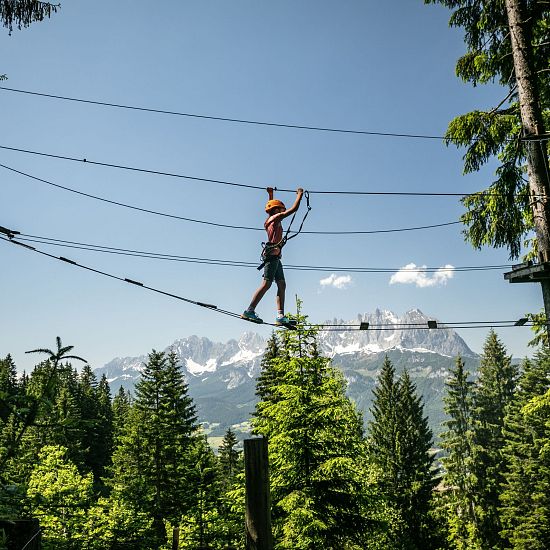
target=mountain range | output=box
[94,309,479,440]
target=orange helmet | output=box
[265,199,285,213]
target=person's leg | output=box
[247,278,272,311]
[276,278,286,314]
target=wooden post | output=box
[171,526,179,550]
[244,437,273,550]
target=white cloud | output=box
[319,274,352,290]
[389,263,455,288]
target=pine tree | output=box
[499,349,550,549]
[111,349,198,547]
[78,371,113,489]
[424,0,550,261]
[216,428,245,549]
[255,331,281,405]
[111,385,131,444]
[368,357,437,549]
[470,330,518,549]
[368,356,401,488]
[1,1,59,34]
[398,371,437,547]
[440,356,479,549]
[253,306,387,549]
[0,354,18,421]
[179,436,224,549]
[218,427,242,481]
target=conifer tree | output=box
[0,355,22,460]
[398,371,437,547]
[111,385,131,441]
[218,427,242,481]
[179,436,224,549]
[216,427,245,548]
[368,357,437,549]
[255,331,281,405]
[77,369,113,489]
[1,1,59,34]
[0,355,18,421]
[470,330,518,549]
[499,349,550,549]
[440,356,479,549]
[253,306,387,549]
[111,350,198,547]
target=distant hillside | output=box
[94,309,479,439]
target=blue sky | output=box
[0,0,542,371]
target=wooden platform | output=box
[504,261,550,283]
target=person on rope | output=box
[241,186,304,325]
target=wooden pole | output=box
[171,526,179,550]
[244,437,273,550]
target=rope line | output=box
[0,86,449,140]
[4,86,546,143]
[14,231,513,273]
[0,144,525,197]
[0,163,462,235]
[0,235,532,331]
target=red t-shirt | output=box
[265,215,283,257]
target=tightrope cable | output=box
[0,233,533,332]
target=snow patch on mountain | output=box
[186,358,218,376]
[222,348,262,366]
[95,309,476,393]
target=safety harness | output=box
[257,190,311,270]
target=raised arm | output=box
[270,188,303,223]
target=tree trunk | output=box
[505,0,550,325]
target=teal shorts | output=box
[263,256,285,282]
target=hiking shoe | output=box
[275,315,291,326]
[241,310,263,324]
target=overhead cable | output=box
[14,231,512,273]
[0,144,522,197]
[3,86,541,143]
[0,163,462,235]
[0,234,533,332]
[0,86,448,140]
[12,233,512,272]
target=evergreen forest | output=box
[1,314,549,549]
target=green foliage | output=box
[526,310,549,348]
[368,357,438,549]
[218,427,242,482]
[469,331,517,549]
[425,0,550,260]
[83,496,153,550]
[254,305,390,549]
[110,350,198,547]
[440,356,480,549]
[499,350,550,549]
[27,445,93,549]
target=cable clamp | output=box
[196,301,218,309]
[60,257,77,265]
[124,278,143,286]
[0,225,20,239]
